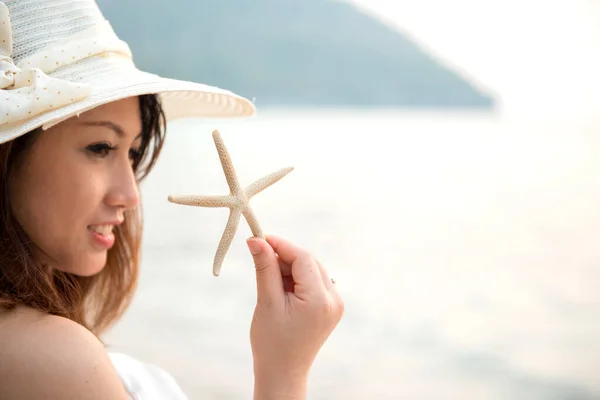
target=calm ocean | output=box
[105,109,600,399]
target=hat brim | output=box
[0,55,256,143]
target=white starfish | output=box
[168,130,294,277]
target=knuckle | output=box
[253,258,270,273]
[327,294,344,318]
[309,254,321,268]
[296,248,314,263]
[312,296,335,318]
[336,298,345,318]
[321,300,334,316]
[316,259,326,270]
[254,261,268,273]
[307,255,321,272]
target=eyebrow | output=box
[82,121,142,139]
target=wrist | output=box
[253,371,308,400]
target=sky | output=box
[348,0,600,118]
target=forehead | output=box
[65,97,142,135]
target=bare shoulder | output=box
[0,306,129,400]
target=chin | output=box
[81,254,109,276]
[58,252,108,277]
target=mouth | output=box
[88,225,116,249]
[88,225,115,235]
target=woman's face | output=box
[9,97,142,276]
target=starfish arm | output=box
[212,130,242,194]
[213,209,242,276]
[168,195,237,208]
[242,206,264,239]
[244,167,294,199]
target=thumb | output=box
[246,237,284,306]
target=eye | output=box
[129,148,141,163]
[86,142,116,157]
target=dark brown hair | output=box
[0,94,166,338]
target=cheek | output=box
[10,159,105,250]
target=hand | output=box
[246,235,344,398]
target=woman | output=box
[0,1,344,399]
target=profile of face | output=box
[8,97,143,276]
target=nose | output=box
[105,158,140,211]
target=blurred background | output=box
[100,0,600,398]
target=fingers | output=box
[316,260,335,291]
[246,237,285,307]
[317,260,343,316]
[265,235,327,297]
[276,254,292,277]
[247,234,339,304]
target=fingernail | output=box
[246,238,261,255]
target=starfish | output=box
[167,130,294,277]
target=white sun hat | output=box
[0,0,256,144]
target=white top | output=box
[108,352,189,400]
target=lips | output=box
[88,225,117,249]
[87,219,123,250]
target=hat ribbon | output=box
[0,2,132,127]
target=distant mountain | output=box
[97,0,494,109]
